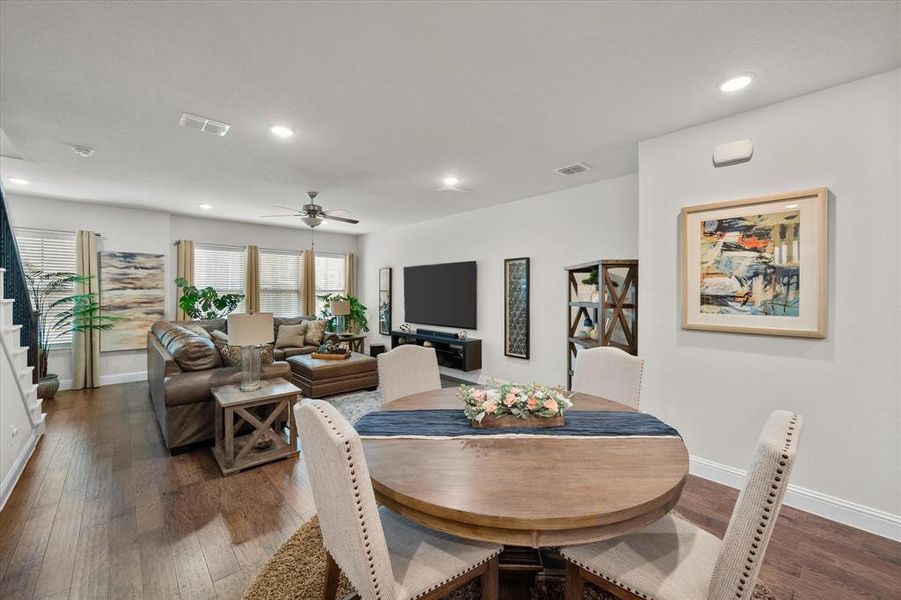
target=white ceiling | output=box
[1,1,899,234]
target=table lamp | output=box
[330,299,350,334]
[227,312,274,392]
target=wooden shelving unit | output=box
[565,259,638,388]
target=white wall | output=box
[638,70,900,526]
[7,194,358,387]
[358,174,638,386]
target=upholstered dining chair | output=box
[561,410,803,600]
[571,347,644,409]
[377,344,442,404]
[296,399,502,600]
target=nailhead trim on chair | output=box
[634,357,645,410]
[732,413,799,600]
[410,553,501,600]
[310,402,385,599]
[565,556,654,600]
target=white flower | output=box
[486,390,499,403]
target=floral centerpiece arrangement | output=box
[459,380,573,428]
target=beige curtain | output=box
[73,230,100,389]
[175,240,194,320]
[344,253,356,298]
[301,250,316,316]
[245,245,260,313]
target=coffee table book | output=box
[211,377,300,475]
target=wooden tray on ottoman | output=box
[311,351,351,360]
[472,414,565,428]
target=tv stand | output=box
[390,329,482,372]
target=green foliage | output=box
[581,268,599,286]
[23,268,120,378]
[175,277,244,320]
[317,293,370,333]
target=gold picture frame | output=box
[681,187,828,338]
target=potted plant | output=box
[23,269,119,399]
[317,294,370,333]
[175,277,244,319]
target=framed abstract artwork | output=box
[378,267,392,336]
[681,187,828,338]
[504,257,530,358]
[99,251,166,351]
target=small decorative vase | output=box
[590,289,600,303]
[589,325,600,341]
[37,374,60,400]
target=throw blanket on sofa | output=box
[353,409,680,439]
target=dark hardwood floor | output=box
[1,381,898,599]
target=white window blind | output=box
[193,244,245,313]
[315,253,346,315]
[14,227,77,346]
[259,249,302,317]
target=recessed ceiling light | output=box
[270,125,294,138]
[442,175,459,187]
[718,74,755,92]
[199,203,213,210]
[7,177,29,185]
[71,145,94,157]
[785,204,799,209]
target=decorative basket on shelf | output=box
[459,381,573,428]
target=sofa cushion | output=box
[214,339,275,366]
[168,333,223,371]
[275,323,308,348]
[183,324,212,339]
[163,361,292,407]
[304,319,329,346]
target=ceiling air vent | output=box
[178,112,231,137]
[555,162,591,176]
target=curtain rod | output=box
[15,226,101,236]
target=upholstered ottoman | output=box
[287,352,379,398]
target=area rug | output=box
[241,515,777,600]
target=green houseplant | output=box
[175,277,244,320]
[24,269,119,399]
[317,294,370,333]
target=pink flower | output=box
[526,397,538,410]
[483,401,497,414]
[543,399,559,413]
[504,393,516,407]
[472,389,486,402]
[510,387,522,395]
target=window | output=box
[193,244,245,313]
[259,249,302,316]
[14,227,77,346]
[315,253,346,315]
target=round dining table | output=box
[360,387,689,548]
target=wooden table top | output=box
[362,387,688,547]
[211,377,300,407]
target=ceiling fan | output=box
[260,191,359,228]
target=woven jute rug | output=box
[242,515,778,600]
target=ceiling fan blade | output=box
[259,214,298,218]
[323,208,348,217]
[274,205,301,213]
[320,214,359,224]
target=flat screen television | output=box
[404,261,477,329]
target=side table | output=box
[211,377,301,475]
[334,333,366,353]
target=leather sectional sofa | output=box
[147,316,334,451]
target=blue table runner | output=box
[354,409,680,439]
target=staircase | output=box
[1,268,44,427]
[0,188,45,509]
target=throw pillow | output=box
[275,323,308,348]
[210,329,229,342]
[183,324,212,339]
[304,319,328,346]
[214,339,274,366]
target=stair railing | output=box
[0,185,39,383]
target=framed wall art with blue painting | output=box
[681,187,828,338]
[504,257,530,358]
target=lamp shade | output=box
[227,312,274,346]
[330,299,350,316]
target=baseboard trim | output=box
[690,455,901,541]
[100,370,147,386]
[0,427,39,511]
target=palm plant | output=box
[23,268,119,379]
